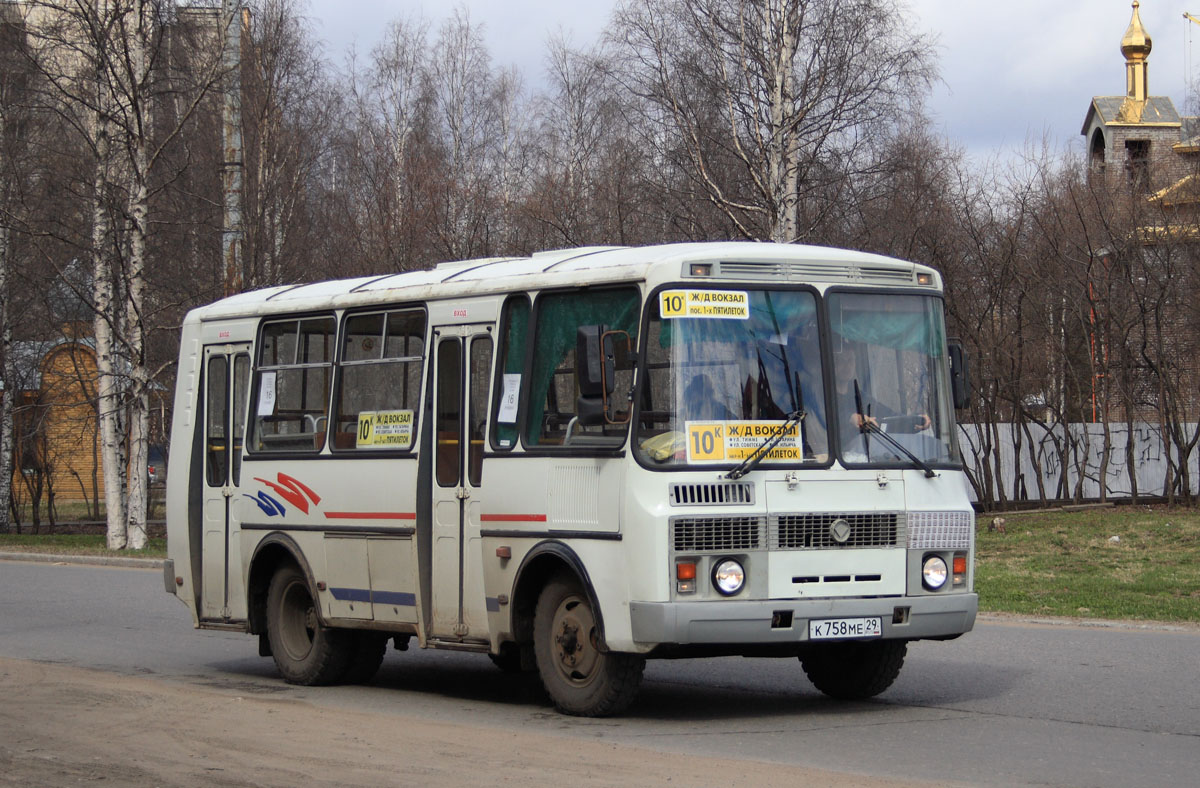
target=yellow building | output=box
[9,335,103,514]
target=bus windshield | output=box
[828,291,958,467]
[634,287,959,470]
[636,288,830,467]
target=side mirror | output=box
[576,326,634,426]
[576,324,613,398]
[948,338,971,410]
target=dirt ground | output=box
[0,657,932,788]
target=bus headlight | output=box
[922,555,949,590]
[712,559,745,596]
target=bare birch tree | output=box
[345,12,431,269]
[23,1,225,547]
[611,0,934,242]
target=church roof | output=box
[1081,95,1180,134]
[1149,173,1200,208]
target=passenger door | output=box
[429,325,494,641]
[200,344,252,621]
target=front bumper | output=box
[630,593,977,645]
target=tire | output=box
[800,640,907,700]
[341,632,389,684]
[533,575,644,716]
[266,564,352,685]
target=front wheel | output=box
[533,575,644,716]
[266,564,352,685]
[800,640,907,699]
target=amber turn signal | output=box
[676,561,697,581]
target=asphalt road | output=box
[1,558,1197,787]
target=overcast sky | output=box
[302,0,1200,164]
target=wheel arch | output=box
[248,533,319,636]
[510,540,607,649]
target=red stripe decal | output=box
[481,513,548,523]
[324,512,417,520]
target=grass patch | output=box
[976,507,1200,623]
[0,533,166,559]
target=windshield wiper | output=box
[725,409,805,480]
[852,379,935,477]
[859,421,937,478]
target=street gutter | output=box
[0,551,163,569]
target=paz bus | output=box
[163,242,977,716]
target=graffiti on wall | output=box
[959,422,1197,503]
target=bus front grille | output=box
[771,513,903,549]
[669,482,755,506]
[907,511,973,549]
[671,516,765,552]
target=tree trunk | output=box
[123,0,152,550]
[93,113,127,550]
[125,170,150,550]
[0,220,13,533]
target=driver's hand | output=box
[852,414,878,430]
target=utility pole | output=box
[221,0,244,296]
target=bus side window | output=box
[525,288,639,448]
[232,354,250,484]
[334,308,425,452]
[205,356,229,485]
[250,316,335,453]
[468,336,493,485]
[490,296,529,451]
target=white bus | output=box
[163,242,977,716]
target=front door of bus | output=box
[200,344,251,622]
[430,325,494,641]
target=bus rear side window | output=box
[333,308,426,452]
[251,316,335,453]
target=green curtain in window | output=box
[525,289,639,445]
[831,296,944,355]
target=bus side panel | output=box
[479,456,637,650]
[239,457,422,628]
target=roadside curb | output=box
[0,551,163,569]
[976,611,1199,633]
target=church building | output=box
[1081,1,1200,204]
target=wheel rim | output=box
[550,592,600,687]
[278,578,317,661]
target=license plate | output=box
[808,617,882,641]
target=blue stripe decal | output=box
[330,587,371,603]
[373,590,417,607]
[486,596,500,612]
[329,587,416,607]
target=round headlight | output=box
[712,558,745,596]
[922,555,949,590]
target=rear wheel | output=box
[533,575,644,716]
[800,640,907,699]
[266,564,352,685]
